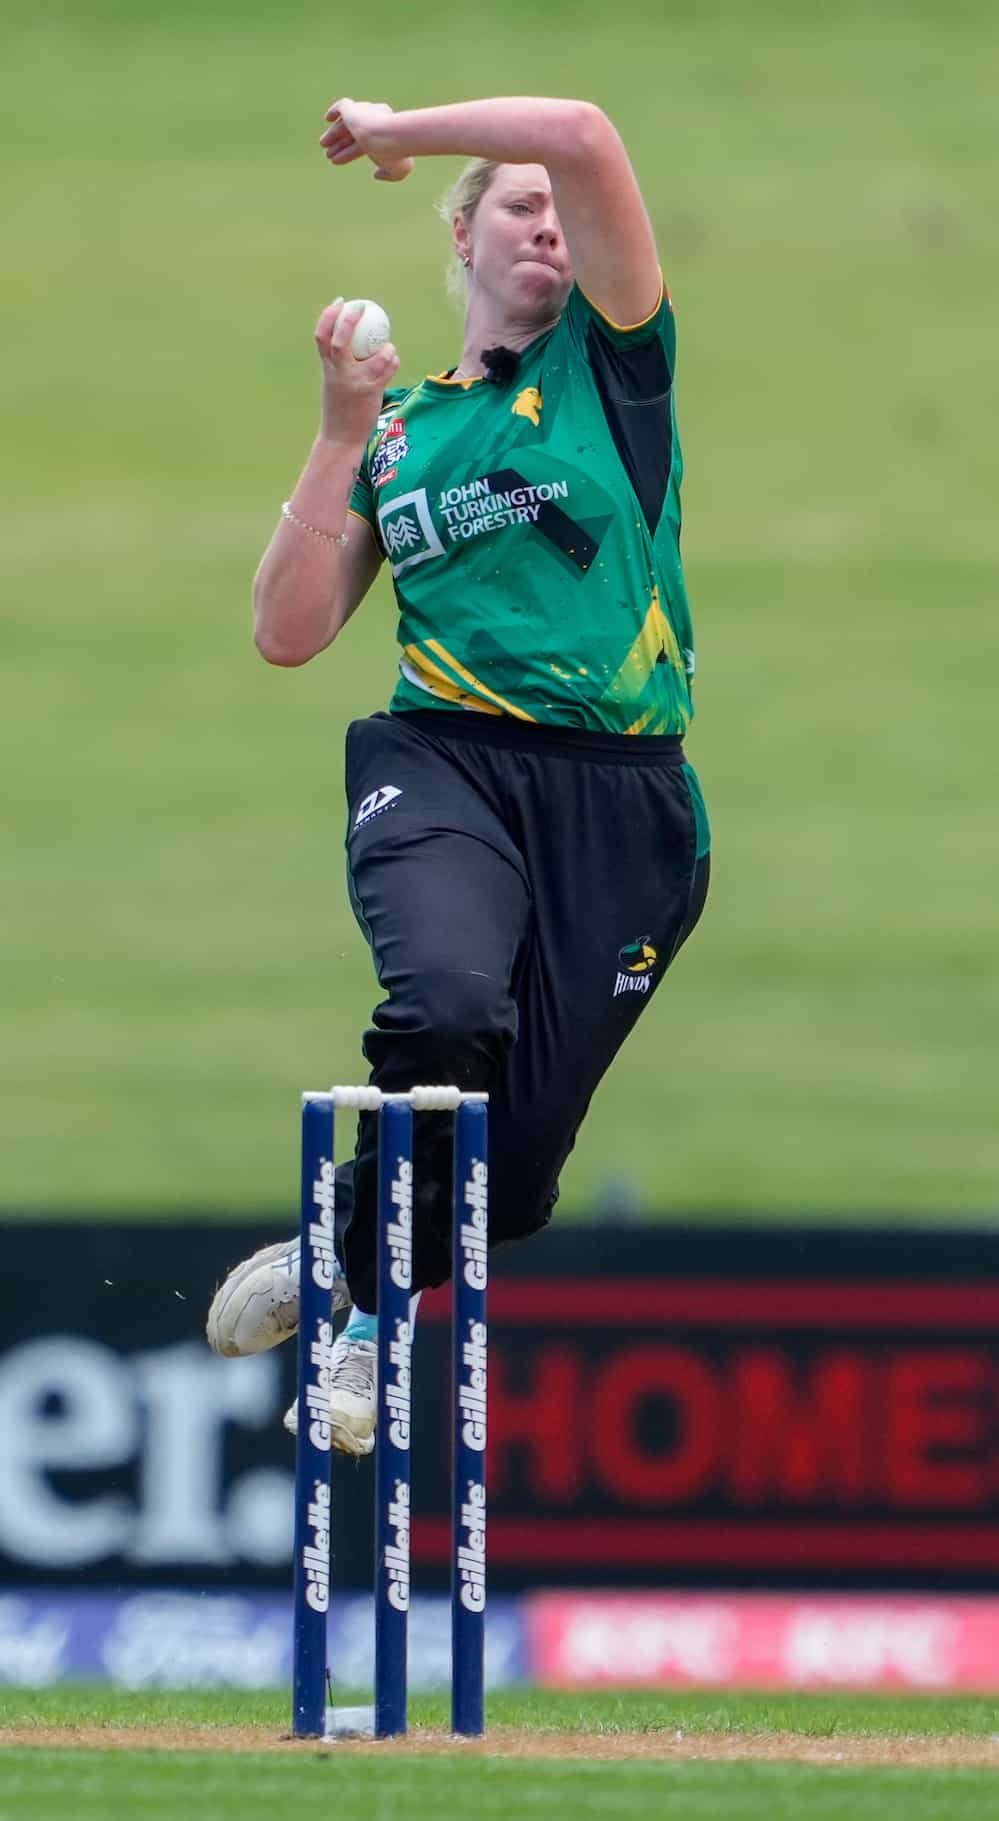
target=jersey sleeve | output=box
[554,281,678,537]
[561,275,677,381]
[348,386,412,539]
[348,453,376,531]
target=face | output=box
[455,164,574,325]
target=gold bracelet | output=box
[281,501,349,546]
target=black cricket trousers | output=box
[331,710,709,1312]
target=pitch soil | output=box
[3,1726,999,1767]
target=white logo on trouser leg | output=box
[353,785,402,829]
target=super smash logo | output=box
[371,417,409,491]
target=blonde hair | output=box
[436,158,501,301]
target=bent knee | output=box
[376,966,517,1055]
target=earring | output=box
[462,255,471,268]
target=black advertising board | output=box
[2,1220,998,1592]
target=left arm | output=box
[320,97,662,329]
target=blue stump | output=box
[451,1097,488,1736]
[291,1093,336,1737]
[374,1098,414,1738]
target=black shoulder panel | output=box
[586,322,672,535]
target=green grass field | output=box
[4,1,997,1218]
[3,1688,999,1821]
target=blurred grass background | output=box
[3,1,996,1217]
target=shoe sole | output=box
[331,1418,375,1458]
[206,1238,300,1357]
[282,1398,375,1458]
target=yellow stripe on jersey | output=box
[578,272,666,334]
[624,704,659,736]
[423,639,537,722]
[426,370,483,389]
[605,586,686,704]
[401,644,505,715]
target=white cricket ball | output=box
[344,298,391,360]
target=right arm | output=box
[253,299,397,666]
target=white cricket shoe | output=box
[205,1234,350,1358]
[282,1333,377,1459]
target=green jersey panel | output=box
[349,281,696,735]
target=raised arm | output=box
[320,98,662,330]
[253,300,393,667]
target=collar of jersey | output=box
[423,369,484,392]
[422,324,556,396]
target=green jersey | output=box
[349,281,695,735]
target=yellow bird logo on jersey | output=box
[512,387,543,426]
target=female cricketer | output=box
[207,94,711,1455]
